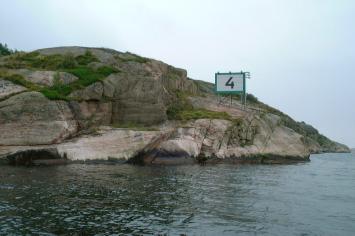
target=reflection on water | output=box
[1,152,355,235]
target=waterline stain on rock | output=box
[5,148,67,166]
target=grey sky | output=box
[1,0,354,147]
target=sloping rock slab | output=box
[0,92,78,145]
[0,79,27,100]
[57,127,161,161]
[8,69,78,86]
[0,127,161,165]
[69,82,103,100]
[132,118,311,165]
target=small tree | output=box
[0,43,14,56]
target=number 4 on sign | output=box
[225,77,234,89]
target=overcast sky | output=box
[1,0,354,147]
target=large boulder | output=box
[0,91,78,145]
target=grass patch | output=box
[0,70,69,100]
[0,65,119,101]
[1,51,119,100]
[0,50,119,100]
[3,50,99,70]
[75,51,99,65]
[177,108,231,120]
[115,52,148,63]
[40,66,119,100]
[166,91,193,119]
[166,90,232,121]
[0,72,40,91]
[65,66,118,87]
[39,88,70,100]
[12,52,76,70]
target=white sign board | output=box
[215,73,244,93]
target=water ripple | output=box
[0,153,354,235]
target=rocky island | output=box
[0,47,350,165]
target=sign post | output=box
[215,71,249,108]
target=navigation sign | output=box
[215,72,245,94]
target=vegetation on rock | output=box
[0,50,119,100]
[0,46,349,154]
[0,43,15,56]
[254,101,341,151]
[75,50,99,65]
[115,52,148,63]
[3,50,98,70]
[0,71,38,90]
[167,91,231,120]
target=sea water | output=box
[0,152,354,235]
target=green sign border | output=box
[214,72,246,95]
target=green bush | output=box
[60,53,77,69]
[166,91,193,119]
[53,72,61,86]
[247,93,258,103]
[0,43,14,56]
[75,50,98,65]
[40,89,69,101]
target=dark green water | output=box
[1,152,355,236]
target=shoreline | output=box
[6,151,353,167]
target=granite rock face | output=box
[105,73,168,125]
[0,116,310,165]
[67,100,112,129]
[69,82,104,101]
[0,79,27,100]
[0,91,78,145]
[132,116,310,165]
[0,127,161,165]
[0,46,350,165]
[8,69,78,86]
[33,47,197,126]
